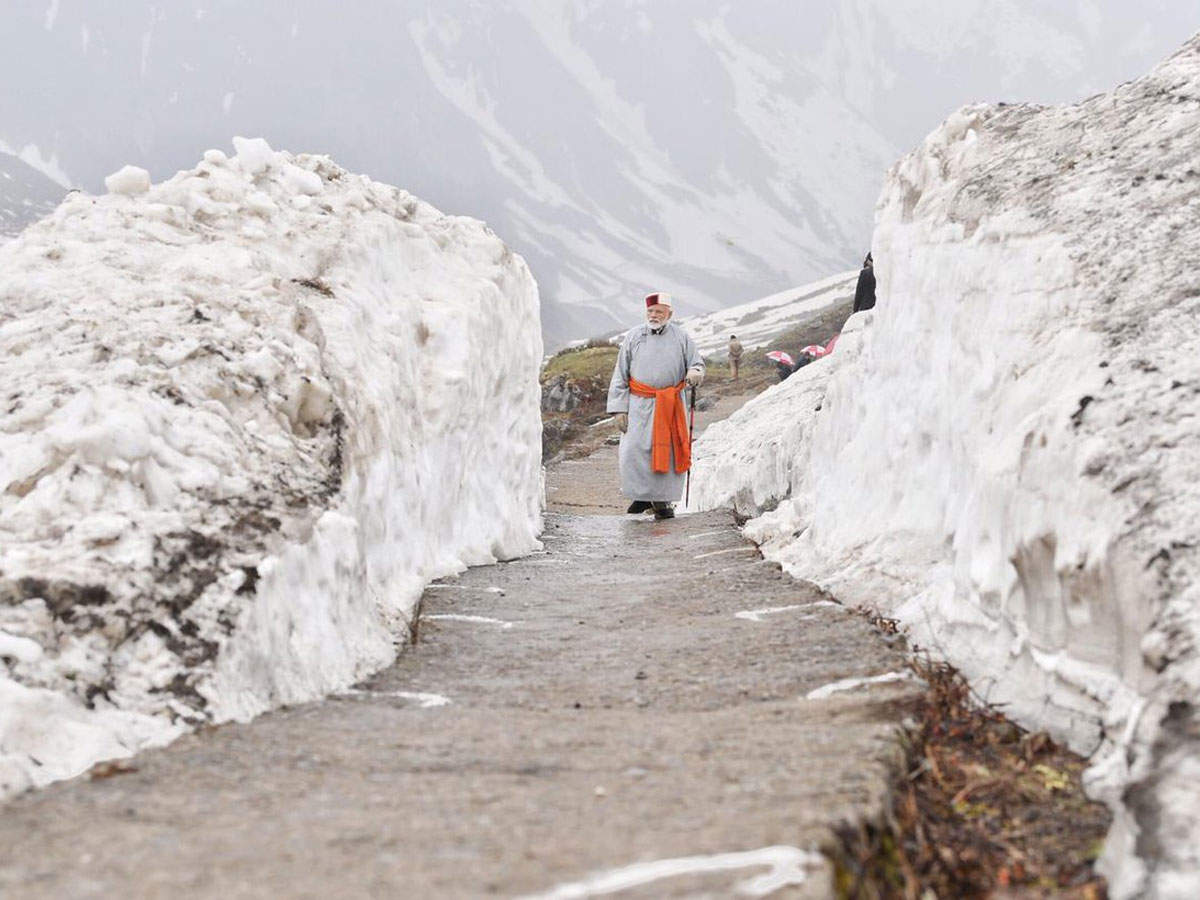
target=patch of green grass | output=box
[703,359,733,379]
[541,345,619,383]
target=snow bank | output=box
[0,137,543,796]
[691,35,1200,897]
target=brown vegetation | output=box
[835,613,1111,899]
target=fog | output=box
[2,1,1195,344]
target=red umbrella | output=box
[799,344,827,357]
[766,350,795,367]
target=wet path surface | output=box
[0,408,919,899]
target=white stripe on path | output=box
[336,690,451,708]
[693,546,759,560]
[426,584,506,593]
[424,614,515,630]
[705,559,773,576]
[734,601,840,622]
[687,529,734,539]
[516,845,824,899]
[805,671,914,700]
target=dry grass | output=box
[834,612,1111,899]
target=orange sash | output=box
[628,377,691,474]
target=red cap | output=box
[644,292,673,308]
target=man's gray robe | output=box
[606,322,704,502]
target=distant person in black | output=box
[853,252,876,312]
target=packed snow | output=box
[0,137,543,797]
[691,34,1200,899]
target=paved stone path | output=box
[0,397,919,899]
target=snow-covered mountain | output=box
[677,270,857,358]
[0,3,1194,345]
[0,151,65,237]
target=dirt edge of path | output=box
[831,610,1111,899]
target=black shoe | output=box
[652,502,675,520]
[626,500,652,514]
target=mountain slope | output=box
[0,152,65,237]
[0,3,1194,344]
[677,270,857,357]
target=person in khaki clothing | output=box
[727,334,744,380]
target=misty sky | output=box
[2,2,1196,342]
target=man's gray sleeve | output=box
[686,334,705,375]
[606,334,632,413]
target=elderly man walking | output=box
[607,292,705,520]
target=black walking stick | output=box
[685,384,697,508]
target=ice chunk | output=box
[231,136,276,176]
[104,165,151,196]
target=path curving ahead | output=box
[0,399,919,899]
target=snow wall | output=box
[691,35,1200,898]
[0,139,543,797]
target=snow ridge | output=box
[692,33,1200,898]
[0,137,543,796]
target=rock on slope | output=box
[0,139,543,797]
[691,34,1200,898]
